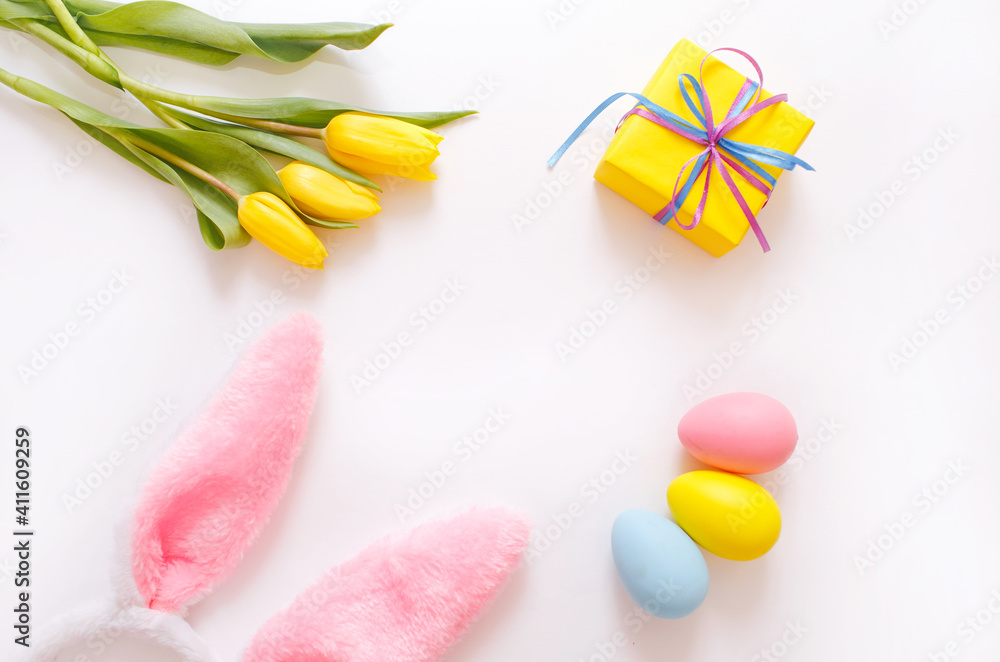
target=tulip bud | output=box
[323,112,443,180]
[278,162,381,221]
[237,192,328,269]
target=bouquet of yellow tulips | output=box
[0,0,470,268]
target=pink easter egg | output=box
[678,393,797,474]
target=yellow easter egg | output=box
[666,470,781,561]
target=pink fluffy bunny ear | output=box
[242,507,532,662]
[131,312,324,613]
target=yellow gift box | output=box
[593,39,814,257]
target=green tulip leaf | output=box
[118,139,250,250]
[0,0,47,20]
[73,119,248,249]
[77,120,249,250]
[79,29,238,66]
[231,20,392,61]
[162,106,378,190]
[0,64,134,128]
[1,3,470,129]
[184,94,475,130]
[71,116,242,249]
[0,2,231,64]
[298,217,358,230]
[68,117,167,183]
[0,67,252,249]
[0,13,124,88]
[1,62,364,248]
[112,125,359,231]
[6,0,392,65]
[109,126,358,233]
[196,209,230,251]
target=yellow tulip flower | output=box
[323,112,443,180]
[237,192,328,269]
[278,162,381,221]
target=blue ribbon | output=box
[547,73,814,241]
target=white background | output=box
[3,0,1000,660]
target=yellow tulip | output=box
[327,149,438,181]
[323,112,443,180]
[237,192,328,269]
[278,162,381,221]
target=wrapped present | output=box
[549,39,814,257]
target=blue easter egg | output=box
[611,509,710,619]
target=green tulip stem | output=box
[116,72,322,137]
[7,18,315,138]
[43,0,101,56]
[184,110,324,138]
[0,66,25,93]
[106,129,240,201]
[115,72,207,114]
[140,98,191,130]
[0,62,74,108]
[9,19,120,87]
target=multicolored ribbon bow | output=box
[547,48,814,252]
